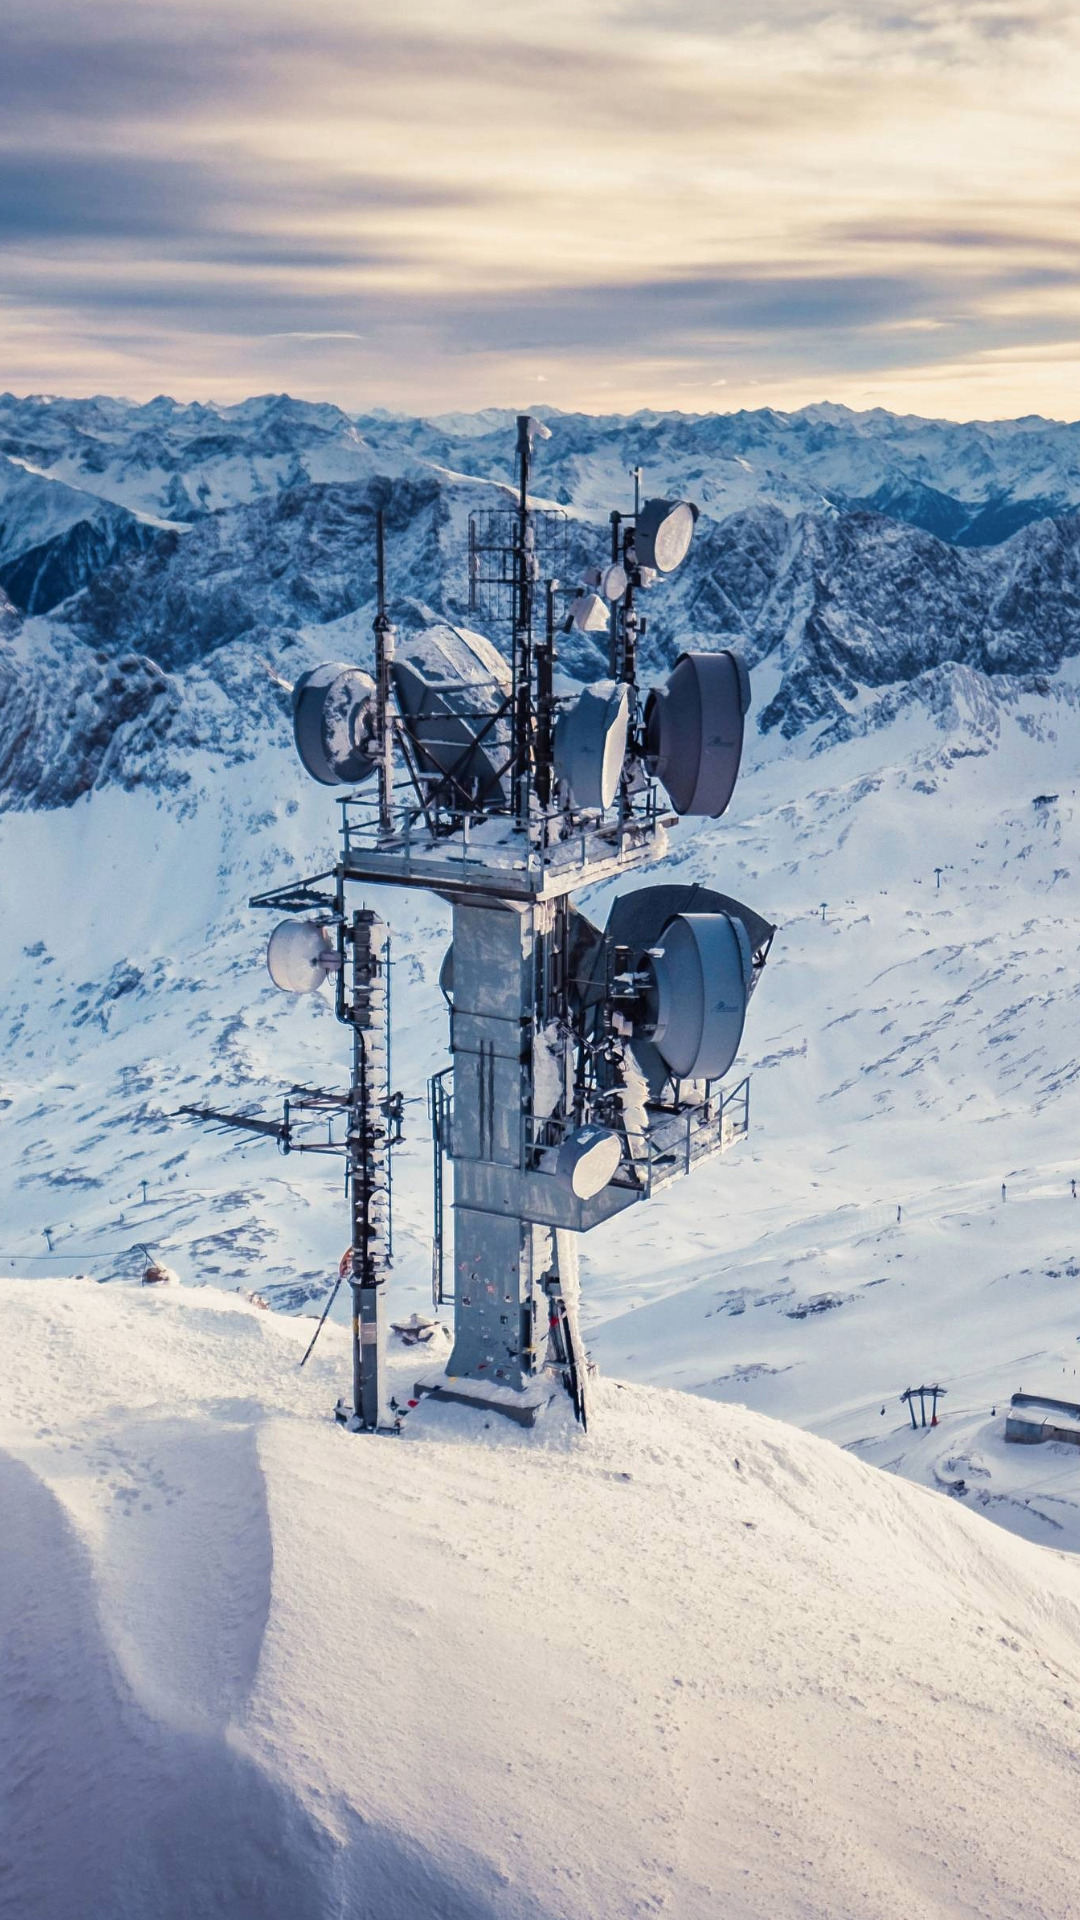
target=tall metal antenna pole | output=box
[373,510,396,837]
[513,415,535,827]
[535,577,557,808]
[608,509,622,679]
[341,908,390,1431]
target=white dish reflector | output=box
[634,498,698,573]
[554,1126,623,1199]
[266,920,338,994]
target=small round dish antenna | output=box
[554,680,629,811]
[643,911,751,1080]
[554,1125,623,1199]
[601,561,628,601]
[634,498,698,573]
[293,663,378,787]
[266,919,339,994]
[644,650,749,817]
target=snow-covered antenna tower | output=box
[204,422,774,1432]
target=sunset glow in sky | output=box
[4,0,1080,418]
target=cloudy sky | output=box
[3,0,1080,418]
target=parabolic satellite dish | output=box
[644,911,752,1081]
[292,663,378,787]
[634,498,699,573]
[266,919,338,994]
[554,680,629,811]
[644,650,750,818]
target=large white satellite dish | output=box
[644,650,749,818]
[553,680,629,811]
[266,919,338,994]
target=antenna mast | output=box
[373,509,396,837]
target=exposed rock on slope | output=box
[0,455,160,614]
[677,506,1080,735]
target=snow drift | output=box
[3,1277,1080,1920]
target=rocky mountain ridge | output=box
[2,391,1080,811]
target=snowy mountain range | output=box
[2,390,1080,812]
[2,391,1080,1560]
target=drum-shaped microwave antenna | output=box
[266,919,338,994]
[634,498,698,573]
[554,1125,623,1200]
[554,680,630,811]
[644,649,750,818]
[292,663,378,787]
[644,911,752,1081]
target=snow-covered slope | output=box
[2,651,1078,1548]
[3,390,1080,1557]
[4,1275,1080,1920]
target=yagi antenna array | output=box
[186,416,775,1437]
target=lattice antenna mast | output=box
[373,509,396,836]
[338,907,392,1430]
[512,413,537,827]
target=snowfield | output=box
[4,1275,1080,1920]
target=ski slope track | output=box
[3,1277,1080,1920]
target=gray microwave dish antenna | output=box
[185,429,777,1438]
[573,883,774,1010]
[604,882,773,971]
[293,662,378,787]
[645,649,749,818]
[643,911,752,1082]
[553,680,630,811]
[633,497,699,573]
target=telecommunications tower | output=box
[189,418,774,1431]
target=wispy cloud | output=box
[1,0,1079,416]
